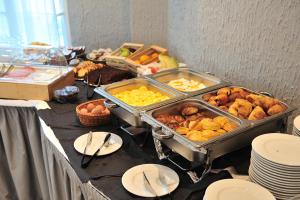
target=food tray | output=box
[142,98,293,164]
[198,86,294,126]
[94,77,184,127]
[105,43,144,68]
[0,65,74,100]
[142,99,248,161]
[146,67,228,97]
[125,45,167,72]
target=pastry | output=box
[248,106,267,120]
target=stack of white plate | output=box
[204,179,275,200]
[293,115,300,136]
[249,133,300,200]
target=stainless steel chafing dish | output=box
[146,67,228,97]
[141,99,249,163]
[94,78,185,127]
[141,96,294,175]
[197,86,294,127]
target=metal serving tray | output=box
[94,77,185,127]
[146,68,228,97]
[142,97,293,166]
[197,86,295,127]
[141,99,249,162]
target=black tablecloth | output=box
[38,81,250,200]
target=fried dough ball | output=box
[188,120,198,130]
[267,104,286,116]
[219,106,229,111]
[176,127,190,135]
[188,131,208,142]
[217,87,231,96]
[192,120,203,131]
[181,106,199,116]
[201,130,219,139]
[231,88,250,98]
[228,99,253,118]
[261,96,279,110]
[185,113,204,121]
[246,94,263,107]
[216,129,227,134]
[215,94,229,106]
[223,122,238,132]
[203,93,214,101]
[213,116,230,127]
[200,118,221,131]
[248,106,267,120]
[208,96,220,106]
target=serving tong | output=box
[0,64,14,77]
[86,73,102,99]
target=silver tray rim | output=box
[94,77,186,116]
[145,67,230,97]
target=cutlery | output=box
[90,173,122,180]
[142,171,159,198]
[81,133,111,168]
[158,171,172,199]
[0,64,6,75]
[0,65,14,77]
[80,131,93,166]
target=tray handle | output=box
[152,128,173,140]
[103,99,119,109]
[205,71,215,76]
[259,91,274,98]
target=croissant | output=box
[217,87,231,96]
[246,94,264,107]
[260,96,279,110]
[228,99,253,118]
[267,104,286,115]
[215,94,229,105]
[248,106,267,120]
[181,106,199,116]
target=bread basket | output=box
[76,99,110,126]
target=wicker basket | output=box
[76,99,110,126]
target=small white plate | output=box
[252,133,300,167]
[204,179,275,200]
[74,132,122,156]
[121,164,179,197]
[294,115,300,132]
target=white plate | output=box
[294,115,300,131]
[249,170,300,195]
[249,167,300,192]
[74,132,122,156]
[251,155,300,176]
[251,150,300,170]
[204,179,275,200]
[252,133,300,167]
[121,164,179,197]
[250,160,300,181]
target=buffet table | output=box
[0,81,252,200]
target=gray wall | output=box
[167,0,300,124]
[66,0,131,51]
[67,0,300,124]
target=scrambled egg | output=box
[167,78,206,92]
[113,86,170,106]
